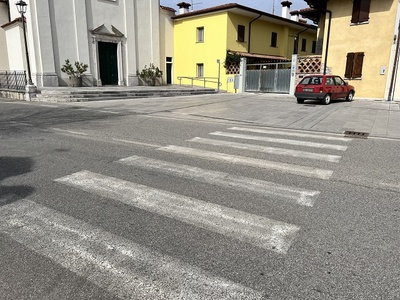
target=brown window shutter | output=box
[359,0,371,22]
[238,25,245,42]
[353,52,364,78]
[345,53,355,78]
[351,0,361,23]
[271,32,277,47]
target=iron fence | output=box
[0,70,27,91]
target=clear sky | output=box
[159,0,308,16]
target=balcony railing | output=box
[177,76,221,91]
[0,70,27,91]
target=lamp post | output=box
[16,0,34,86]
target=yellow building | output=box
[172,2,317,92]
[300,0,400,100]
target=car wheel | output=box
[321,94,331,105]
[346,91,354,102]
[297,98,305,104]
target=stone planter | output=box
[68,76,82,87]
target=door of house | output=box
[98,42,118,85]
[245,62,291,93]
[166,57,173,84]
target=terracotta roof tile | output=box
[160,5,176,13]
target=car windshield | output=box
[299,76,323,85]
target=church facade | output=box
[0,0,164,87]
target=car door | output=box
[333,76,347,98]
[324,76,338,98]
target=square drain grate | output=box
[344,131,369,139]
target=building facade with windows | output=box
[301,0,400,100]
[172,3,317,92]
[0,0,165,87]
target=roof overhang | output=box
[291,8,322,24]
[229,51,290,62]
[304,0,328,11]
[173,3,317,31]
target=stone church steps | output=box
[34,86,218,102]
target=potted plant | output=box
[137,63,163,86]
[61,59,88,87]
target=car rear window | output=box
[299,76,322,85]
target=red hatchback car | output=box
[294,75,355,105]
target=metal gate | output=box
[245,62,291,93]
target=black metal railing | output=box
[0,70,27,91]
[177,76,221,91]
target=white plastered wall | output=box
[0,2,9,70]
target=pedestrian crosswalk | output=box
[0,125,352,299]
[117,155,320,206]
[55,170,300,254]
[158,145,334,179]
[0,200,263,299]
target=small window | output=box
[311,41,316,54]
[271,32,278,47]
[299,76,322,85]
[166,57,172,62]
[333,76,345,85]
[351,0,371,24]
[237,25,245,42]
[301,38,307,52]
[325,77,335,86]
[197,63,204,77]
[197,27,204,42]
[345,52,364,79]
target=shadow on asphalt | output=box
[0,157,35,206]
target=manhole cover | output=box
[343,131,369,139]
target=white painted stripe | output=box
[49,129,162,148]
[0,200,263,299]
[229,127,352,142]
[40,104,59,107]
[158,146,333,180]
[6,121,31,126]
[98,110,121,114]
[210,132,348,151]
[51,128,88,136]
[189,137,342,163]
[112,138,161,148]
[55,170,300,253]
[118,155,320,206]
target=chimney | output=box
[281,1,292,19]
[291,14,299,22]
[177,2,191,14]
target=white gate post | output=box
[238,57,247,93]
[289,54,298,95]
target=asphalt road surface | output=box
[0,95,399,299]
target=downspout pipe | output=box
[323,10,332,75]
[248,14,262,53]
[294,27,309,54]
[388,21,400,101]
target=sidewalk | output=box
[1,88,399,139]
[170,93,400,139]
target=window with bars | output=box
[351,0,371,24]
[237,25,245,42]
[345,52,364,79]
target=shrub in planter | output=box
[61,59,88,87]
[137,64,163,86]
